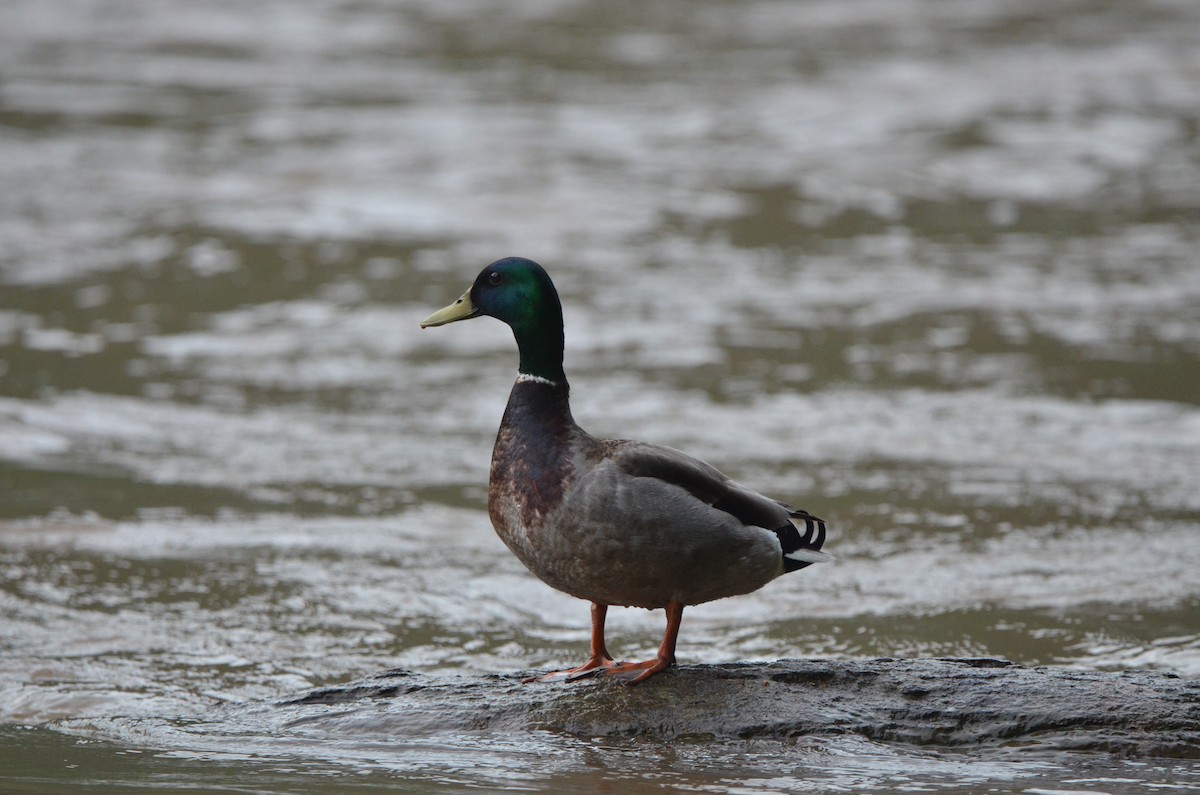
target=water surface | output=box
[2,0,1199,791]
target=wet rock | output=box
[279,658,1200,757]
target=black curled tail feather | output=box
[774,509,827,573]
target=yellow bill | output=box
[420,289,479,328]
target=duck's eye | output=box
[487,271,503,286]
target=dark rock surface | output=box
[279,658,1200,757]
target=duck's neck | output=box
[501,293,575,430]
[510,302,566,384]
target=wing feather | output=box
[609,441,818,533]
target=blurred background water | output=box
[1,0,1198,792]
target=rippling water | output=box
[2,0,1199,792]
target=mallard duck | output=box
[421,257,829,684]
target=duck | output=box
[420,257,829,684]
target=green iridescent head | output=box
[421,257,566,382]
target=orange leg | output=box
[525,602,619,683]
[599,600,684,685]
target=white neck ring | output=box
[516,372,558,386]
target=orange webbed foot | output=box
[525,601,682,686]
[523,654,620,684]
[523,655,673,685]
[596,656,674,685]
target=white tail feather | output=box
[784,548,833,564]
